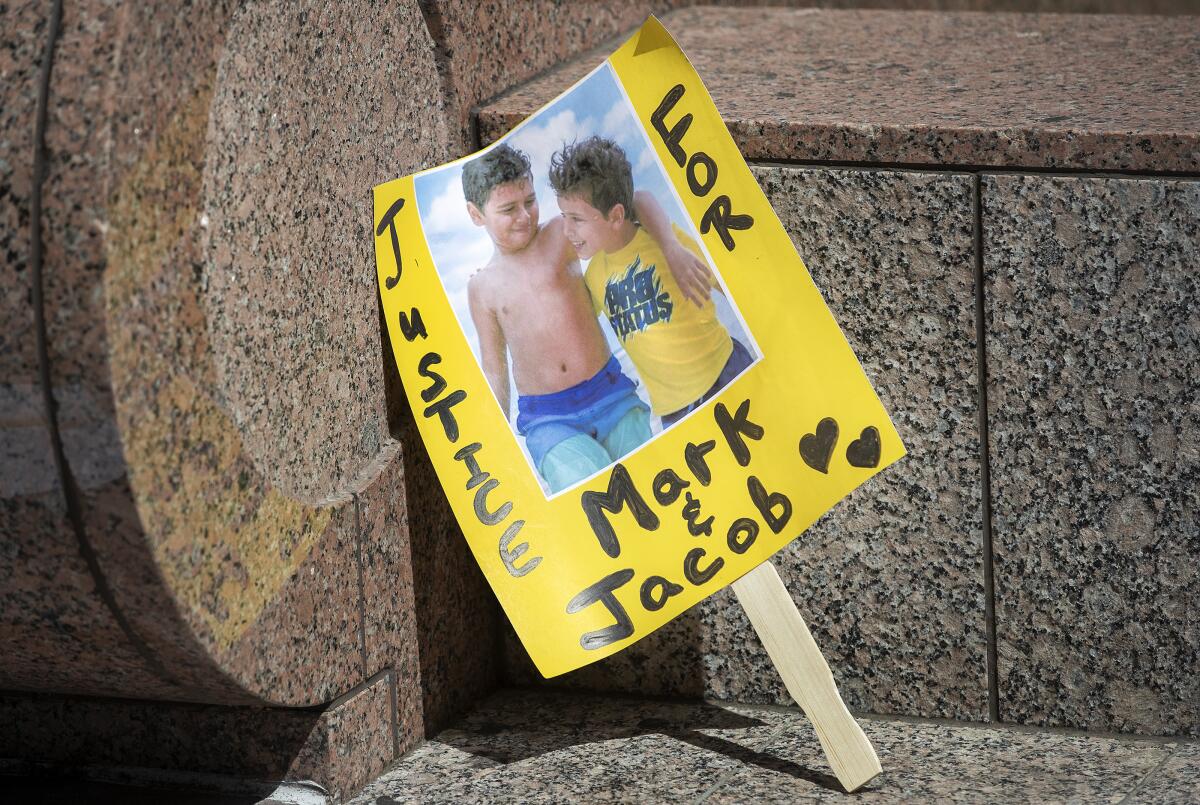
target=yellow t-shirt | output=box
[584,225,733,415]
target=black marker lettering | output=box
[640,575,684,611]
[566,568,636,650]
[715,399,764,466]
[653,468,689,506]
[685,440,716,486]
[686,152,717,196]
[748,475,792,534]
[499,519,540,578]
[683,547,724,586]
[580,463,659,559]
[473,477,512,526]
[700,195,754,251]
[417,352,446,403]
[453,442,488,489]
[726,517,759,554]
[397,308,427,341]
[682,492,714,537]
[650,84,690,168]
[376,197,406,290]
[424,390,466,442]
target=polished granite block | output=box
[361,404,501,736]
[201,0,448,508]
[0,676,399,801]
[420,1,686,150]
[348,689,1186,804]
[983,174,1200,736]
[358,464,425,753]
[286,674,399,803]
[13,0,466,705]
[33,0,246,701]
[219,500,366,705]
[0,0,195,701]
[1,0,45,385]
[507,166,989,722]
[96,79,363,703]
[105,1,240,182]
[478,7,1200,172]
[0,693,318,779]
[0,468,189,700]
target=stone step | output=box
[478,7,1200,173]
[350,688,1199,804]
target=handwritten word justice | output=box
[377,198,542,580]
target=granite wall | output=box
[984,174,1199,736]
[483,5,1199,738]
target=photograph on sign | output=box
[413,62,760,497]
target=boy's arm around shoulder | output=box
[542,215,577,269]
[633,189,714,308]
[467,270,512,420]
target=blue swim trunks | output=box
[516,356,649,469]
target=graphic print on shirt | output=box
[604,256,673,340]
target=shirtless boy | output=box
[550,136,754,428]
[464,144,698,493]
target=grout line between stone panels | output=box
[973,173,1002,725]
[745,157,1200,181]
[352,492,370,678]
[28,0,177,687]
[388,670,400,758]
[476,111,1200,179]
[323,668,396,712]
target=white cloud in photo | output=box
[510,109,579,187]
[600,101,633,138]
[420,173,472,237]
[635,146,658,175]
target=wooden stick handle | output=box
[732,561,881,792]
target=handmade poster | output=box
[373,16,905,678]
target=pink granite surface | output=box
[478,6,1200,172]
[0,0,200,702]
[421,1,691,151]
[7,0,493,716]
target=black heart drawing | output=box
[799,417,839,474]
[846,427,882,468]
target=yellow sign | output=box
[373,17,904,678]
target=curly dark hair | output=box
[548,136,634,218]
[461,144,532,209]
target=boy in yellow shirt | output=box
[463,144,707,492]
[550,136,754,427]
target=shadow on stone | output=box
[429,690,844,793]
[379,298,501,736]
[0,692,322,788]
